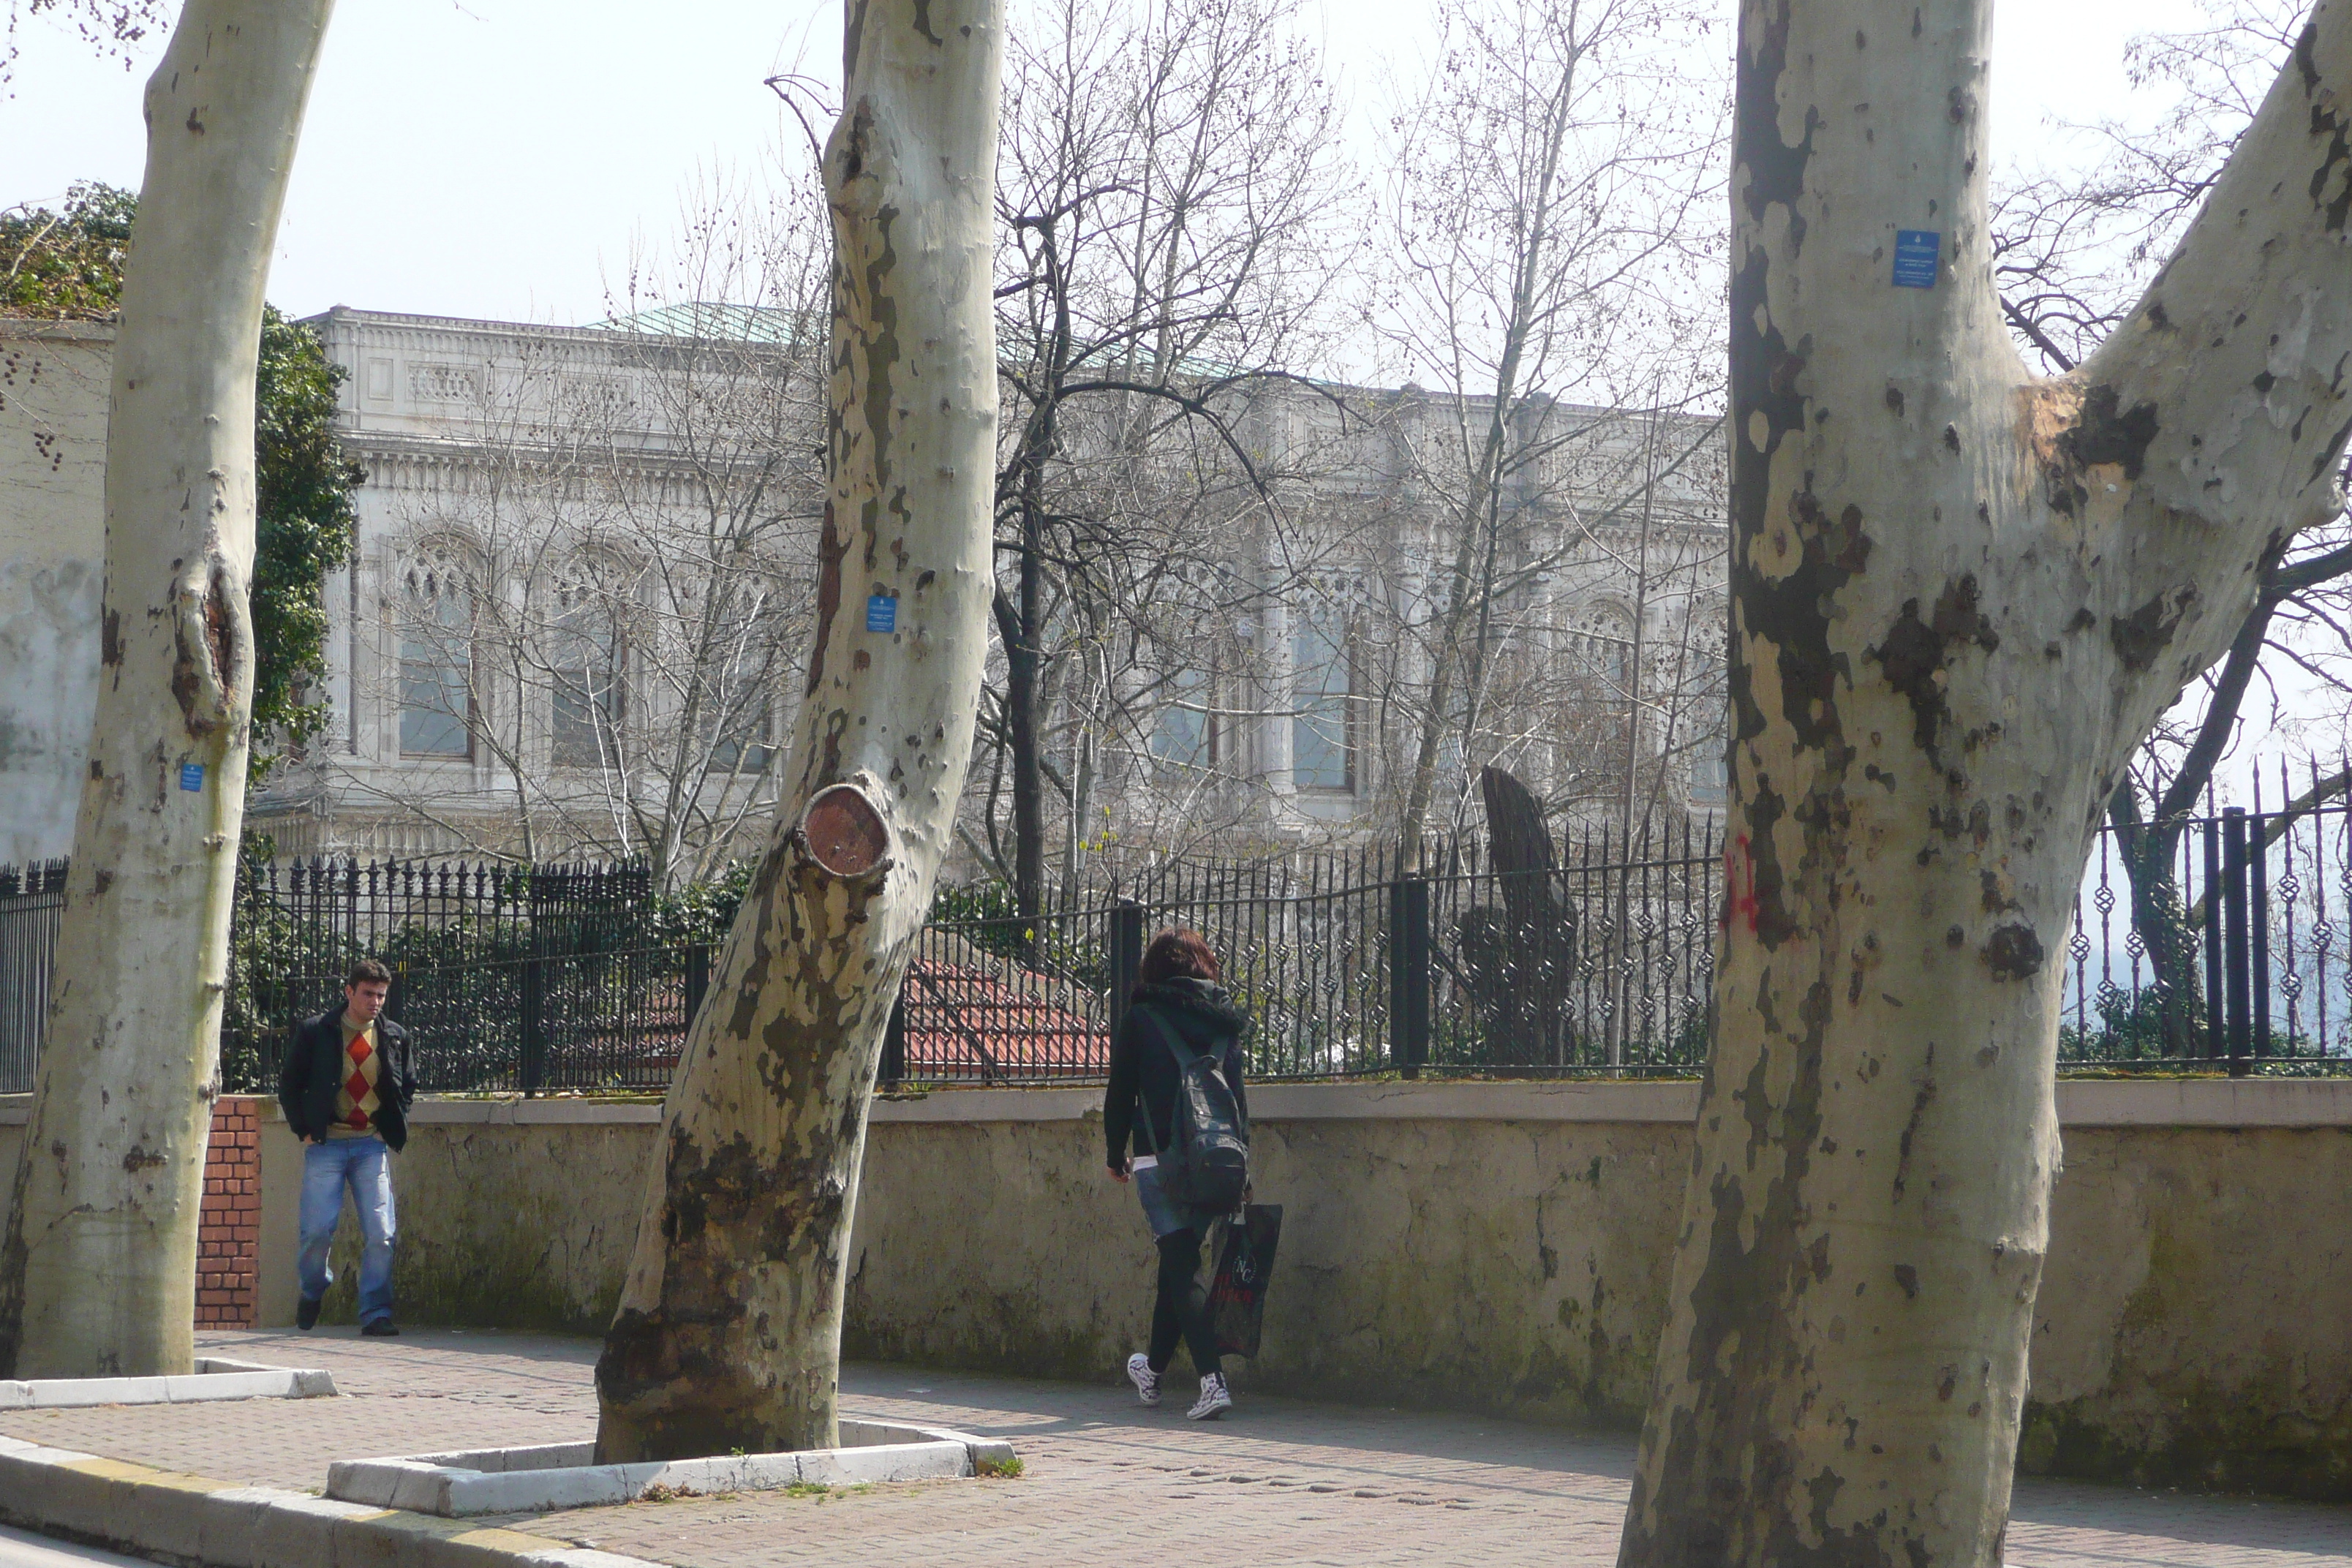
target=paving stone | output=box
[0,1330,2332,1567]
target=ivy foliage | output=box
[0,180,131,317]
[2,181,363,776]
[252,303,365,760]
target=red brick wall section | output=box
[196,1096,260,1328]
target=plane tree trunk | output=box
[0,0,333,1379]
[592,0,1003,1462]
[1618,1,2352,1562]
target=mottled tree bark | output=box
[592,0,1003,1463]
[0,0,334,1379]
[1618,2,2352,1562]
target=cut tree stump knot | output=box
[799,784,892,880]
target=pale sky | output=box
[1,0,2211,328]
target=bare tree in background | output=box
[1373,0,1727,867]
[346,174,829,889]
[1996,0,2352,1049]
[1,0,165,88]
[981,0,1359,916]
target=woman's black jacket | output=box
[1102,979,1251,1169]
[277,1008,417,1150]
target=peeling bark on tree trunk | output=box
[592,0,1002,1463]
[1618,2,2352,1562]
[0,0,333,1379]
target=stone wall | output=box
[4,1078,2346,1499]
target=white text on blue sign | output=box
[1892,230,1941,289]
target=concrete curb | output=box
[0,1432,666,1568]
[327,1421,1019,1516]
[0,1358,336,1411]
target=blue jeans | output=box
[298,1137,396,1324]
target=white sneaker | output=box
[1187,1371,1233,1420]
[1125,1352,1161,1406]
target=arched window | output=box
[1143,580,1235,778]
[1150,658,1218,772]
[1568,603,1634,698]
[705,573,784,776]
[549,558,626,769]
[1293,604,1357,794]
[399,540,476,759]
[1689,701,1730,806]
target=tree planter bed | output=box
[0,1357,336,1410]
[325,1420,1018,1517]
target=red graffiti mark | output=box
[1724,833,1760,934]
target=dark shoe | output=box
[361,1319,400,1338]
[297,1297,321,1331]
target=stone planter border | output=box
[0,1431,659,1568]
[0,1357,335,1411]
[326,1420,1019,1517]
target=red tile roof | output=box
[899,940,1109,1081]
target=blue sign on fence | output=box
[1892,230,1941,289]
[866,594,897,633]
[178,763,204,793]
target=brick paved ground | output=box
[0,1330,2337,1567]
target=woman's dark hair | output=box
[1137,928,1220,994]
[345,958,393,988]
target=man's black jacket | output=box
[278,1009,417,1150]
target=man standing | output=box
[277,959,415,1336]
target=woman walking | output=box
[1104,928,1251,1420]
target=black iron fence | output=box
[881,820,1719,1085]
[2064,776,2352,1074]
[4,795,2349,1094]
[0,862,67,1096]
[0,856,707,1095]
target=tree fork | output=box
[593,0,1003,1463]
[0,0,333,1379]
[1618,1,2352,1562]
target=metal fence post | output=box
[1108,900,1145,1042]
[2223,807,2253,1077]
[519,957,546,1096]
[2250,818,2272,1065]
[383,962,407,1086]
[1390,874,1430,1079]
[2204,816,2225,1058]
[684,943,711,1033]
[879,987,907,1090]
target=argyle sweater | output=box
[328,1014,383,1138]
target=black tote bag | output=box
[1207,1203,1282,1358]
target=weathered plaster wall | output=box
[2024,1121,2352,1499]
[284,1100,655,1335]
[840,1096,1692,1429]
[0,320,110,865]
[1,1079,2341,1498]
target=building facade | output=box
[4,304,1726,879]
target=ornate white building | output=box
[3,304,1725,877]
[249,306,824,884]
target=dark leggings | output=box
[1147,1227,1222,1378]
